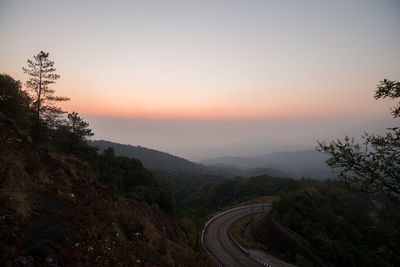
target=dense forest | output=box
[272,184,400,266]
[182,175,294,216]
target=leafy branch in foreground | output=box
[375,79,400,118]
[317,79,400,198]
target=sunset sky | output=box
[1,0,399,159]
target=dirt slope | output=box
[0,116,211,266]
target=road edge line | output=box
[201,204,271,266]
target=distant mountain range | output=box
[199,150,336,179]
[88,140,288,178]
[89,140,335,179]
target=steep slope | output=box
[0,117,211,266]
[89,140,200,173]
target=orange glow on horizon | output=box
[55,78,393,121]
[59,95,375,121]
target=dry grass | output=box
[230,212,269,249]
[0,117,213,266]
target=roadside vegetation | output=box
[272,184,399,266]
[261,80,400,266]
[181,176,317,217]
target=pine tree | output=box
[66,111,93,141]
[22,51,69,137]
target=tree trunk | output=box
[34,61,42,141]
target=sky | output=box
[1,0,400,160]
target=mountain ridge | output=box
[88,140,290,178]
[199,150,335,179]
[88,139,199,173]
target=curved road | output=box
[202,204,271,267]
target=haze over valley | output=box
[1,0,399,266]
[2,0,399,162]
[85,110,395,161]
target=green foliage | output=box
[318,79,400,198]
[66,112,93,141]
[0,73,31,127]
[93,148,175,214]
[274,185,400,266]
[53,112,94,155]
[152,170,226,211]
[375,79,400,118]
[181,175,297,217]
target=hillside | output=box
[200,150,335,179]
[181,175,295,217]
[89,140,200,173]
[268,186,400,266]
[0,115,211,266]
[89,140,288,178]
[200,156,266,169]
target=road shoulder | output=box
[230,211,296,267]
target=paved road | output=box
[202,204,271,267]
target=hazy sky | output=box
[1,0,399,160]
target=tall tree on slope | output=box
[22,51,69,139]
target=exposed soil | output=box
[0,115,213,266]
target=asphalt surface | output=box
[202,204,271,267]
